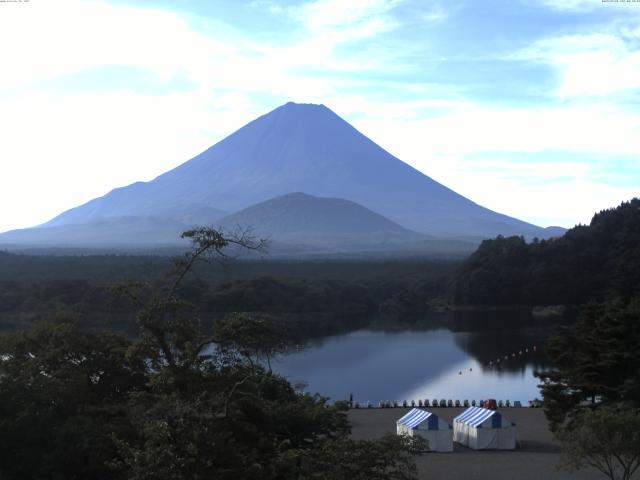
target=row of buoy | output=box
[487,345,537,367]
[452,345,539,377]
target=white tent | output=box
[396,408,453,452]
[453,406,516,450]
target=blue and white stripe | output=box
[397,408,433,429]
[454,407,502,428]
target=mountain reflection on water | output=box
[273,315,555,404]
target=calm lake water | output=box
[273,326,553,405]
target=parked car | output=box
[439,399,447,407]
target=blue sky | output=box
[1,0,638,232]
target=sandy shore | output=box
[348,407,604,480]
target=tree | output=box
[112,367,352,480]
[110,227,423,480]
[212,312,291,372]
[0,227,426,479]
[114,226,267,375]
[452,198,640,307]
[534,290,640,479]
[0,315,147,480]
[557,405,640,480]
[283,433,427,480]
[536,298,640,431]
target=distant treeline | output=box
[451,198,640,306]
[0,254,456,336]
[5,198,637,333]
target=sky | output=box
[1,0,639,233]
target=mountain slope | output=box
[0,216,190,248]
[37,102,556,239]
[217,192,419,242]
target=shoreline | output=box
[348,407,602,480]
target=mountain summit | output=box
[218,192,418,241]
[3,102,559,250]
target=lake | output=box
[273,325,553,405]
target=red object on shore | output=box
[482,399,498,410]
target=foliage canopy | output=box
[0,227,423,480]
[452,198,640,306]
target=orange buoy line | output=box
[486,345,537,368]
[449,345,539,382]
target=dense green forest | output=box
[534,253,640,479]
[0,252,456,335]
[452,198,640,306]
[445,199,640,476]
[2,200,639,478]
[527,202,640,428]
[3,199,638,336]
[0,230,425,479]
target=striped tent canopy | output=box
[397,408,438,430]
[453,406,516,449]
[454,406,511,428]
[397,408,453,451]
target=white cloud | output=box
[0,0,415,232]
[537,0,640,12]
[295,0,401,31]
[436,164,637,227]
[347,99,640,227]
[0,0,637,233]
[537,0,600,11]
[353,101,640,157]
[420,8,448,23]
[0,89,262,232]
[517,32,640,98]
[0,0,406,97]
[538,0,640,16]
[0,0,234,89]
[0,0,373,97]
[249,0,285,15]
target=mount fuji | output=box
[0,102,563,254]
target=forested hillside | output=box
[0,254,455,334]
[0,230,424,480]
[452,198,640,306]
